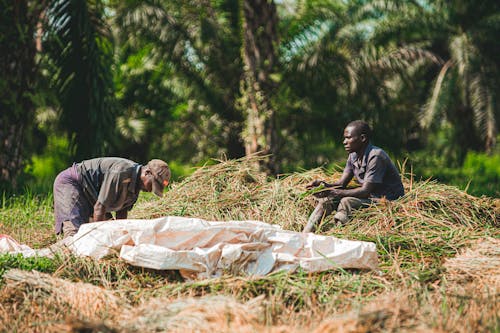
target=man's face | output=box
[343,125,365,154]
[142,170,154,192]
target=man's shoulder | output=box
[100,157,136,164]
[98,157,138,170]
[367,145,390,159]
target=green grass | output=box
[0,254,58,280]
[0,192,55,247]
[0,157,498,332]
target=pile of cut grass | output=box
[0,156,498,332]
[131,156,325,232]
[132,156,498,277]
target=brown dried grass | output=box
[312,237,500,333]
[125,295,290,333]
[3,235,497,333]
[2,269,124,316]
[132,156,498,235]
[444,237,500,286]
[0,268,295,332]
[1,156,498,332]
[131,156,326,232]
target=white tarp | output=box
[67,216,378,279]
[0,234,40,257]
[0,234,58,258]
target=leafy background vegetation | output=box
[1,2,498,330]
[1,0,498,197]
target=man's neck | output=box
[355,144,369,161]
[138,166,146,191]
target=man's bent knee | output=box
[333,211,349,225]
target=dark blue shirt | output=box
[343,144,404,200]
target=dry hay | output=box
[2,269,123,318]
[2,156,498,332]
[444,237,500,287]
[312,293,417,333]
[0,268,293,333]
[313,238,500,333]
[0,269,123,332]
[345,180,498,235]
[132,156,327,231]
[132,156,498,235]
[124,294,292,333]
[312,284,495,333]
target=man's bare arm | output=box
[328,181,377,199]
[93,201,107,221]
[306,172,353,190]
[333,171,354,188]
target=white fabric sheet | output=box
[0,234,38,257]
[67,216,378,278]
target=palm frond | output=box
[420,60,453,128]
[45,0,115,160]
[470,73,497,151]
[370,8,448,46]
[370,46,442,71]
[116,116,147,143]
[449,34,471,79]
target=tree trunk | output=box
[0,0,43,190]
[240,0,279,174]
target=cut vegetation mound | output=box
[1,156,498,332]
[132,156,498,232]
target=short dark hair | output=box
[346,120,371,139]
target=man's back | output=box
[77,157,141,211]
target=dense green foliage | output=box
[0,0,498,196]
[43,0,115,161]
[0,0,45,191]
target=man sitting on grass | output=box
[303,120,404,233]
[53,157,171,238]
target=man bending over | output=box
[54,157,171,237]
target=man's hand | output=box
[302,179,343,199]
[313,188,340,198]
[306,180,328,190]
[93,201,106,222]
[116,209,128,220]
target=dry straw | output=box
[444,237,500,287]
[126,295,275,332]
[313,237,500,333]
[1,268,292,332]
[1,156,498,332]
[132,155,326,231]
[2,269,124,319]
[132,155,498,256]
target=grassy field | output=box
[0,157,499,332]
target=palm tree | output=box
[0,0,47,190]
[43,0,115,161]
[240,0,280,173]
[278,0,439,163]
[369,0,500,159]
[114,0,245,160]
